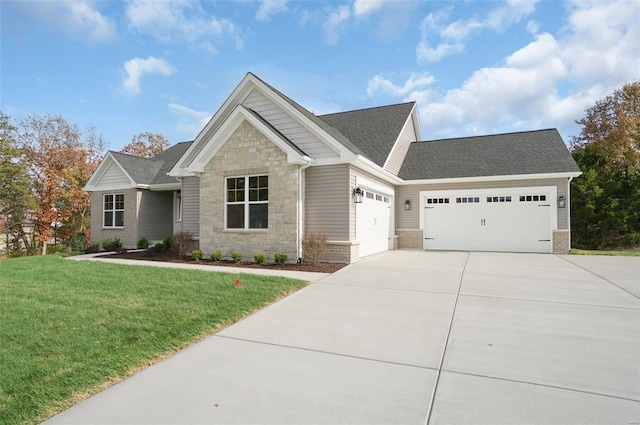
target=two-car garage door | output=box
[422,187,556,253]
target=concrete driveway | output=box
[46,251,640,424]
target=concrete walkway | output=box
[67,251,329,283]
[48,251,640,424]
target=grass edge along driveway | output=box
[0,255,308,425]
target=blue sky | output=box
[2,0,639,152]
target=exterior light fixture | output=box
[405,199,411,210]
[353,186,364,204]
[558,196,566,208]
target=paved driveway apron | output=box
[46,252,640,424]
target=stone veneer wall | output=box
[199,120,299,262]
[553,230,570,254]
[397,229,423,249]
[89,188,139,248]
[324,241,359,264]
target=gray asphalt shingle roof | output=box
[318,102,415,167]
[398,129,580,180]
[110,141,193,186]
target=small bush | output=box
[162,235,172,251]
[191,249,203,260]
[84,242,101,254]
[254,252,267,264]
[274,253,288,264]
[302,233,328,264]
[101,238,122,252]
[137,237,149,249]
[231,251,244,263]
[71,233,88,252]
[115,247,128,254]
[144,243,164,257]
[171,232,195,256]
[210,251,223,261]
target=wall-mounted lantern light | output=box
[558,196,566,208]
[353,186,364,204]
[405,199,411,210]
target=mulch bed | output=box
[106,250,346,274]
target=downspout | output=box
[297,157,313,263]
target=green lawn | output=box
[0,255,308,425]
[570,248,640,256]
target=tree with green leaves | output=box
[0,112,37,253]
[570,81,640,249]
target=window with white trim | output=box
[226,175,268,229]
[103,194,124,227]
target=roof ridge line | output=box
[415,128,558,143]
[318,101,416,117]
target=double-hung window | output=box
[103,194,124,227]
[226,175,268,229]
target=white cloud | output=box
[417,0,538,62]
[416,40,464,62]
[367,73,435,97]
[23,1,115,42]
[353,0,387,17]
[67,1,116,41]
[168,103,211,135]
[122,57,175,95]
[256,0,288,22]
[323,5,350,44]
[386,0,639,139]
[125,0,240,50]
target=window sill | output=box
[223,229,268,234]
[102,227,124,230]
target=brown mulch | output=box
[106,250,346,274]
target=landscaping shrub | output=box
[171,232,195,256]
[274,253,288,264]
[84,241,101,254]
[254,252,267,264]
[144,243,164,257]
[302,233,327,264]
[210,251,223,261]
[191,249,203,260]
[101,238,122,252]
[115,246,128,254]
[71,233,88,252]
[162,235,172,251]
[231,251,244,263]
[137,237,149,249]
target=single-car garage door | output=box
[423,187,556,253]
[356,190,391,257]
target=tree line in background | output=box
[1,82,638,256]
[570,81,640,250]
[0,112,168,256]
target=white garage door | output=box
[423,187,556,253]
[356,190,391,257]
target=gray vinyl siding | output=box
[182,177,200,237]
[242,88,338,159]
[384,115,417,176]
[305,164,350,240]
[137,191,173,241]
[396,177,570,230]
[95,160,131,188]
